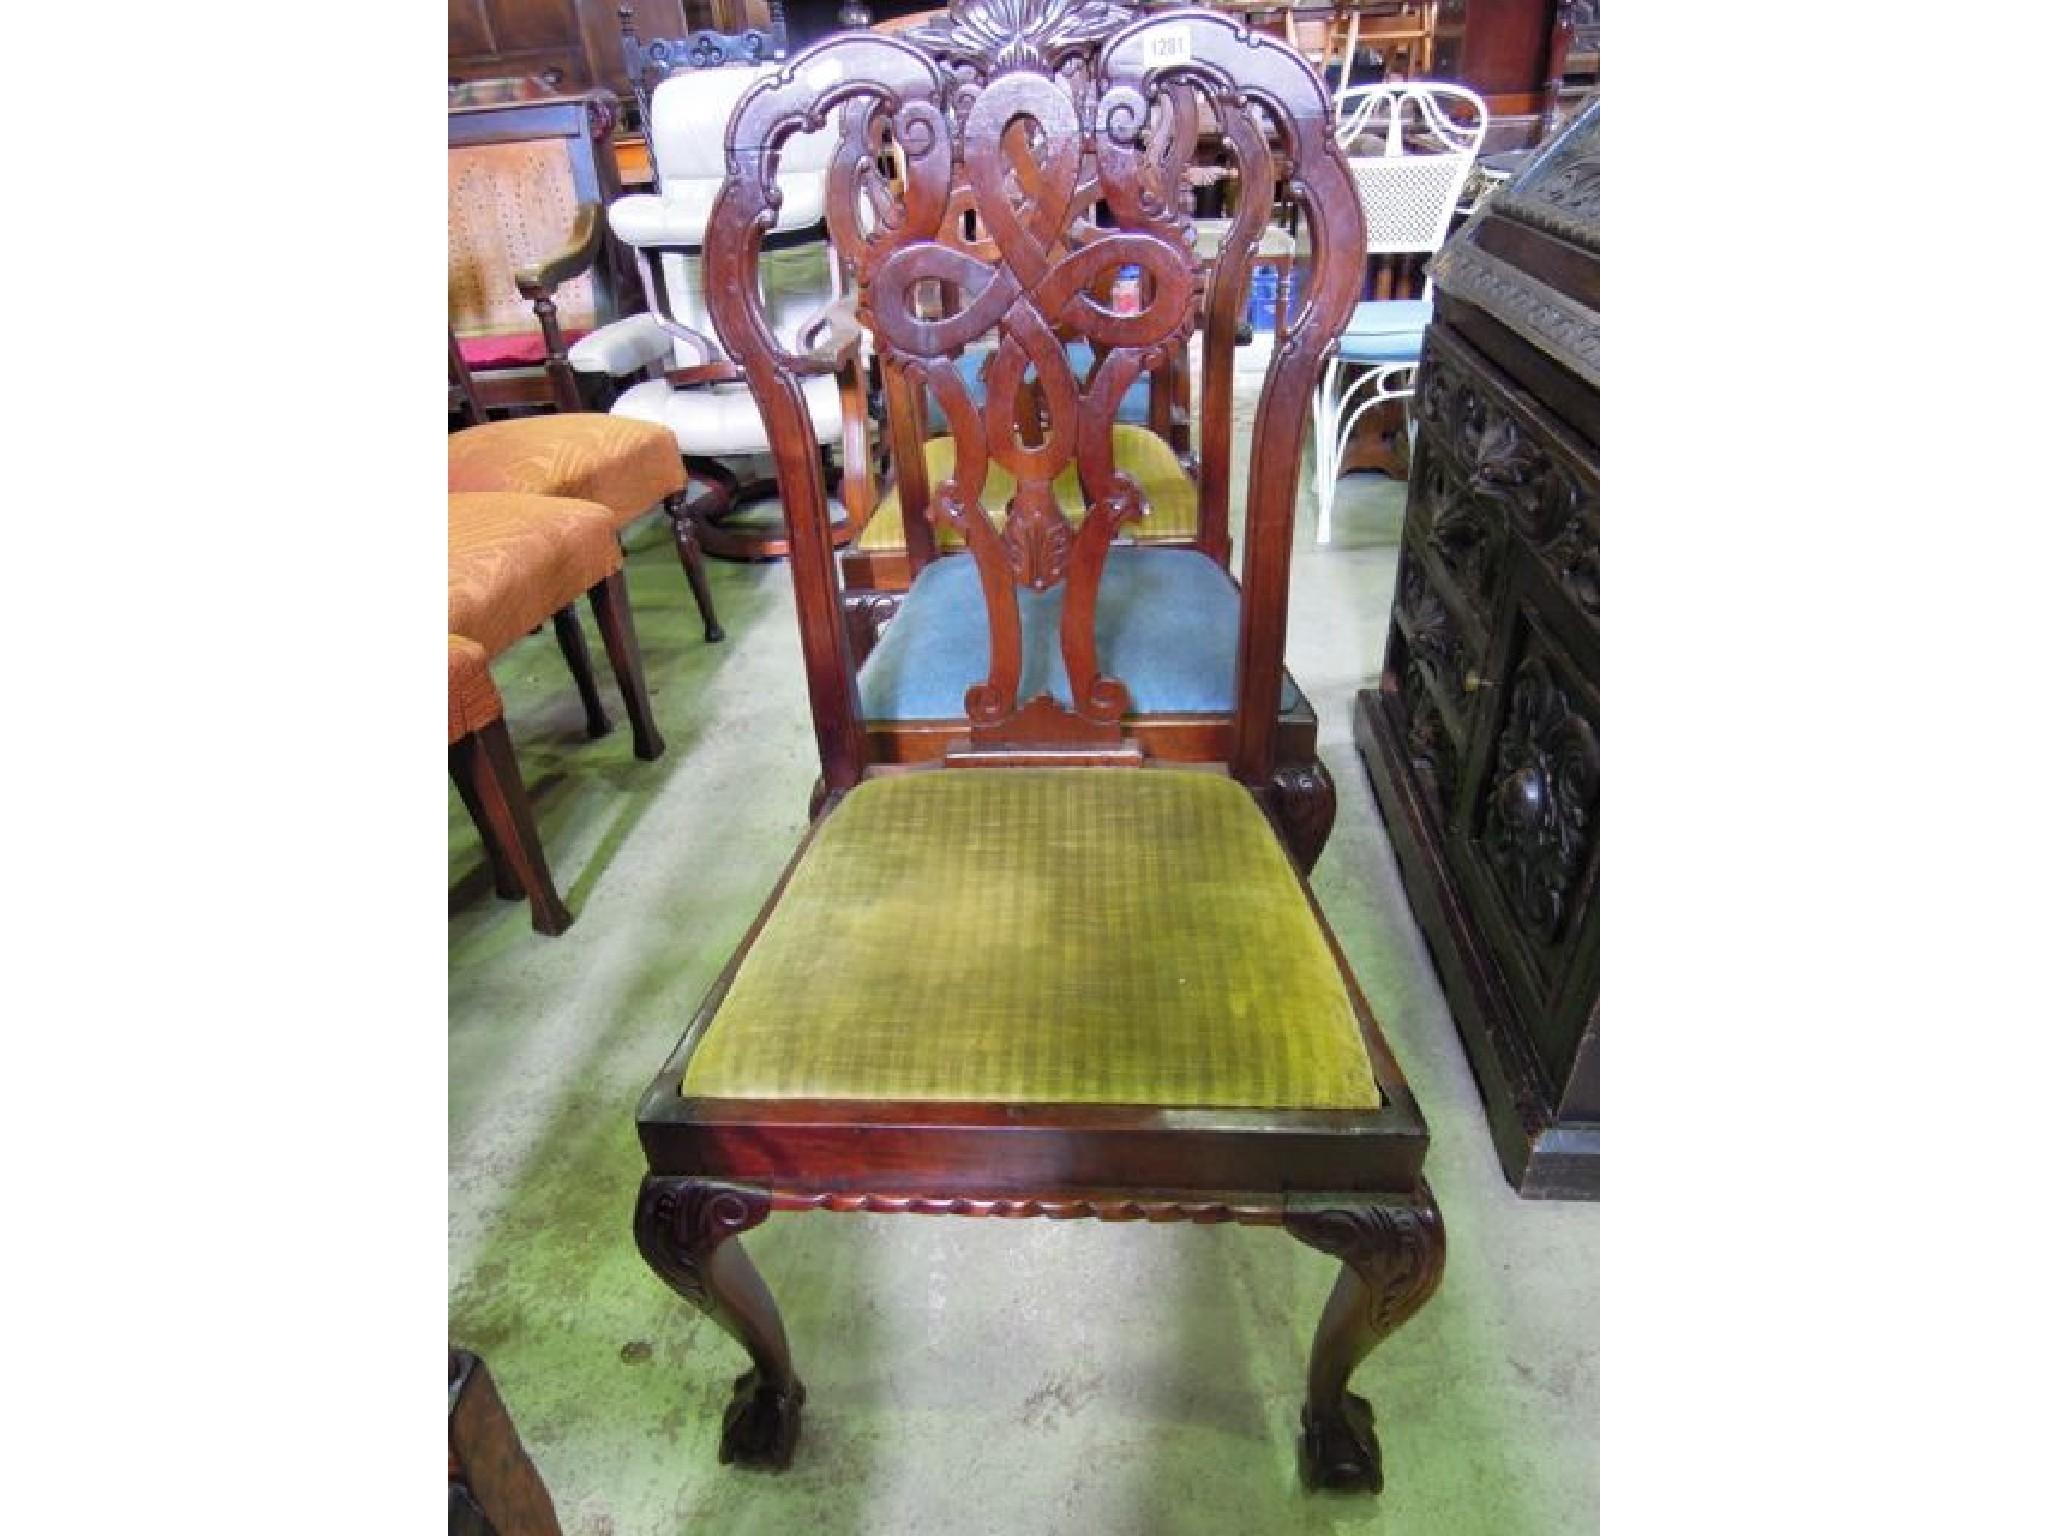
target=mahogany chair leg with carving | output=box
[587,570,665,762]
[1270,757,1338,873]
[1284,1188,1447,1493]
[451,720,573,936]
[633,1177,805,1469]
[551,606,612,739]
[664,491,725,643]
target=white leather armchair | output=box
[568,61,869,561]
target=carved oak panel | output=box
[1478,655,1596,944]
[1390,553,1472,751]
[1414,323,1598,625]
[1391,636,1459,827]
[1450,588,1598,1086]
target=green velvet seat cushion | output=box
[858,545,1303,721]
[853,425,1197,556]
[680,770,1382,1111]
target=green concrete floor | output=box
[449,419,1599,1534]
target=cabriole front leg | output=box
[632,1176,805,1470]
[663,491,724,643]
[1284,1188,1447,1493]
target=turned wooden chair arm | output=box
[798,299,863,373]
[663,359,748,389]
[514,203,605,300]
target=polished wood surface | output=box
[636,0,1443,1495]
[821,52,1329,855]
[450,0,777,111]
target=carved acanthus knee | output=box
[1271,757,1337,872]
[633,1176,805,1470]
[633,1177,770,1308]
[1284,1191,1447,1493]
[841,589,903,669]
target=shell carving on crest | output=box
[905,0,1139,72]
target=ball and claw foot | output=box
[718,1368,805,1469]
[1299,1391,1384,1493]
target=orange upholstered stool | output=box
[447,633,503,744]
[448,488,665,761]
[448,415,722,642]
[447,636,571,936]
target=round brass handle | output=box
[1463,670,1493,694]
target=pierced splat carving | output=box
[701,0,1364,758]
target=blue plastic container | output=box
[1248,265,1279,331]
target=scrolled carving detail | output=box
[904,0,1137,74]
[1285,1195,1448,1493]
[1416,341,1596,617]
[1399,658,1457,824]
[1496,107,1600,250]
[1286,1201,1446,1336]
[703,0,1362,751]
[841,588,904,668]
[632,1179,771,1309]
[1412,449,1498,606]
[1432,242,1598,384]
[773,1190,1285,1223]
[1396,561,1467,692]
[1480,658,1597,941]
[653,28,774,72]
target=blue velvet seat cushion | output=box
[859,546,1301,720]
[925,340,1153,426]
[1335,298,1430,364]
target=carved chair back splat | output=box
[704,0,1364,792]
[618,1,792,140]
[634,0,1444,1499]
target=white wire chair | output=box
[1312,81,1486,544]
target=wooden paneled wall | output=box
[449,1,775,100]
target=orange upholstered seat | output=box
[447,415,686,528]
[448,492,622,656]
[448,635,503,745]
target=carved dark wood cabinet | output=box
[1354,101,1598,1199]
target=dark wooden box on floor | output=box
[1354,100,1598,1200]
